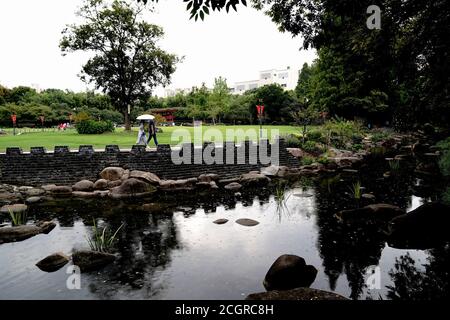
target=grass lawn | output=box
[0,125,302,152]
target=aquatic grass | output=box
[348,181,362,200]
[8,208,27,226]
[86,219,124,253]
[388,159,401,173]
[274,183,291,221]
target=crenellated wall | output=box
[0,139,299,186]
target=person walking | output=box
[147,118,158,146]
[136,120,147,145]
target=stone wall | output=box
[0,140,299,186]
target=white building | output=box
[230,66,298,94]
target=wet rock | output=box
[72,250,116,272]
[41,184,57,192]
[107,180,122,188]
[36,252,70,272]
[246,287,348,301]
[240,172,270,186]
[72,180,94,192]
[72,191,97,198]
[198,174,220,183]
[121,170,130,181]
[261,165,281,177]
[213,219,229,225]
[109,178,157,199]
[361,193,376,202]
[0,191,22,205]
[24,188,45,197]
[0,221,55,243]
[336,203,404,223]
[100,167,124,181]
[26,196,42,204]
[224,182,242,191]
[46,185,73,195]
[93,179,108,190]
[130,170,161,185]
[263,255,318,291]
[0,203,28,214]
[236,218,260,227]
[388,202,450,249]
[93,190,110,198]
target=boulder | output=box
[240,172,271,186]
[41,184,57,192]
[287,148,307,159]
[46,185,73,195]
[261,165,281,177]
[72,180,94,192]
[361,193,376,202]
[213,219,229,225]
[24,188,45,197]
[224,182,242,191]
[93,179,108,190]
[0,203,28,214]
[36,252,70,272]
[246,287,348,301]
[198,174,220,183]
[72,250,116,272]
[129,170,161,185]
[107,180,123,188]
[388,202,450,249]
[121,170,130,181]
[159,179,196,192]
[263,255,318,291]
[72,191,97,198]
[26,196,42,204]
[100,167,124,181]
[236,218,260,227]
[0,221,55,243]
[109,178,157,199]
[196,181,219,190]
[336,203,404,223]
[93,190,110,198]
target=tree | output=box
[186,84,210,121]
[60,0,179,130]
[207,77,231,124]
[254,84,299,123]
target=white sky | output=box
[0,0,316,96]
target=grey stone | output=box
[100,167,124,181]
[72,180,94,192]
[36,252,70,272]
[129,170,161,185]
[213,219,229,225]
[72,250,116,272]
[236,218,260,227]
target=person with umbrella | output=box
[136,119,147,145]
[147,117,158,146]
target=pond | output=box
[0,159,448,300]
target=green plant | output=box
[8,208,27,226]
[76,120,114,134]
[388,159,401,173]
[274,183,291,221]
[348,181,362,200]
[317,156,330,165]
[86,219,124,253]
[300,156,315,166]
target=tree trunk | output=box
[124,110,131,131]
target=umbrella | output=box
[136,114,155,120]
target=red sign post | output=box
[256,105,265,140]
[11,114,17,136]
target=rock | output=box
[236,218,260,227]
[25,188,45,197]
[0,221,55,243]
[129,170,161,185]
[26,196,42,204]
[72,180,94,192]
[0,203,28,214]
[196,181,219,190]
[93,190,110,198]
[36,252,70,272]
[287,148,306,159]
[109,178,157,199]
[72,191,97,198]
[18,186,33,193]
[213,219,229,225]
[336,204,404,223]
[141,203,169,213]
[361,193,376,201]
[415,162,440,177]
[263,255,318,291]
[41,184,57,192]
[240,172,270,186]
[388,202,450,249]
[100,167,124,181]
[383,171,391,179]
[93,179,108,190]
[218,178,240,186]
[107,180,122,188]
[72,250,116,272]
[198,174,220,183]
[121,170,130,181]
[246,287,348,301]
[261,165,281,177]
[224,182,242,191]
[46,185,73,195]
[159,179,196,191]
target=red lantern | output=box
[11,114,17,125]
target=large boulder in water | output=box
[336,203,404,223]
[263,255,318,291]
[240,172,271,186]
[100,167,124,181]
[109,178,157,199]
[93,179,108,190]
[72,180,94,192]
[388,202,450,249]
[72,250,116,272]
[0,203,28,214]
[0,221,56,244]
[159,179,197,191]
[246,287,348,300]
[129,170,161,185]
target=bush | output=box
[300,156,315,166]
[76,120,114,134]
[283,134,302,148]
[306,130,325,143]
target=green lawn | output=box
[0,125,302,152]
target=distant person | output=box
[147,119,158,146]
[136,120,147,145]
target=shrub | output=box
[306,130,325,143]
[76,120,114,134]
[283,134,302,148]
[300,156,315,166]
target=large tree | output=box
[61,0,179,130]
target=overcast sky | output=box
[0,0,316,96]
